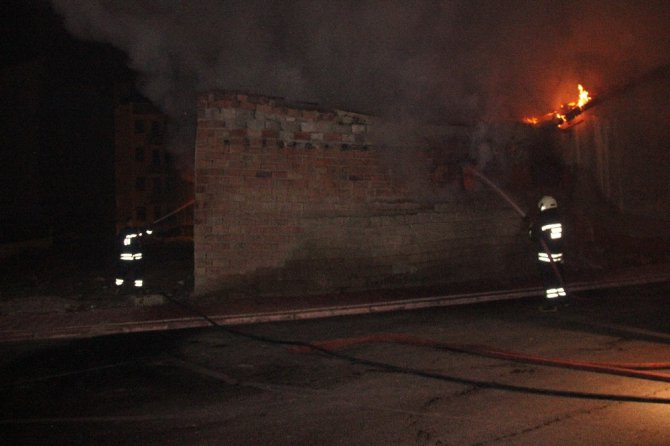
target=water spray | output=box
[152,199,195,225]
[469,167,567,293]
[470,169,527,219]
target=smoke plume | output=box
[50,0,670,131]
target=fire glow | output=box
[523,84,592,129]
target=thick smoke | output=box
[50,0,670,134]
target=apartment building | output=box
[114,100,193,237]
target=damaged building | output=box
[194,92,536,297]
[193,83,670,298]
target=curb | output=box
[1,271,667,344]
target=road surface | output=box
[2,283,670,445]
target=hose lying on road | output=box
[289,332,670,383]
[163,294,670,405]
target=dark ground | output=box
[1,283,670,445]
[0,238,194,314]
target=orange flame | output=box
[576,83,591,108]
[523,84,592,128]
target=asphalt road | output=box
[2,282,670,445]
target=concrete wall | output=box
[194,92,534,296]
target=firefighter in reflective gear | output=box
[115,218,151,291]
[529,196,566,303]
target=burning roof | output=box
[523,84,593,130]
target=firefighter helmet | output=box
[538,195,557,211]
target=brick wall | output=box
[194,92,534,296]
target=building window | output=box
[153,177,163,193]
[152,149,161,167]
[135,176,146,191]
[135,146,145,162]
[134,119,145,133]
[166,177,176,192]
[136,207,146,222]
[150,121,164,145]
[154,206,162,221]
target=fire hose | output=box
[469,168,567,293]
[161,295,670,405]
[152,167,665,403]
[152,199,195,226]
[289,332,670,383]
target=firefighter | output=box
[115,217,151,292]
[529,195,566,309]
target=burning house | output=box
[518,66,670,269]
[46,1,670,298]
[192,78,670,297]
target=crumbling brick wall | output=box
[194,92,533,296]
